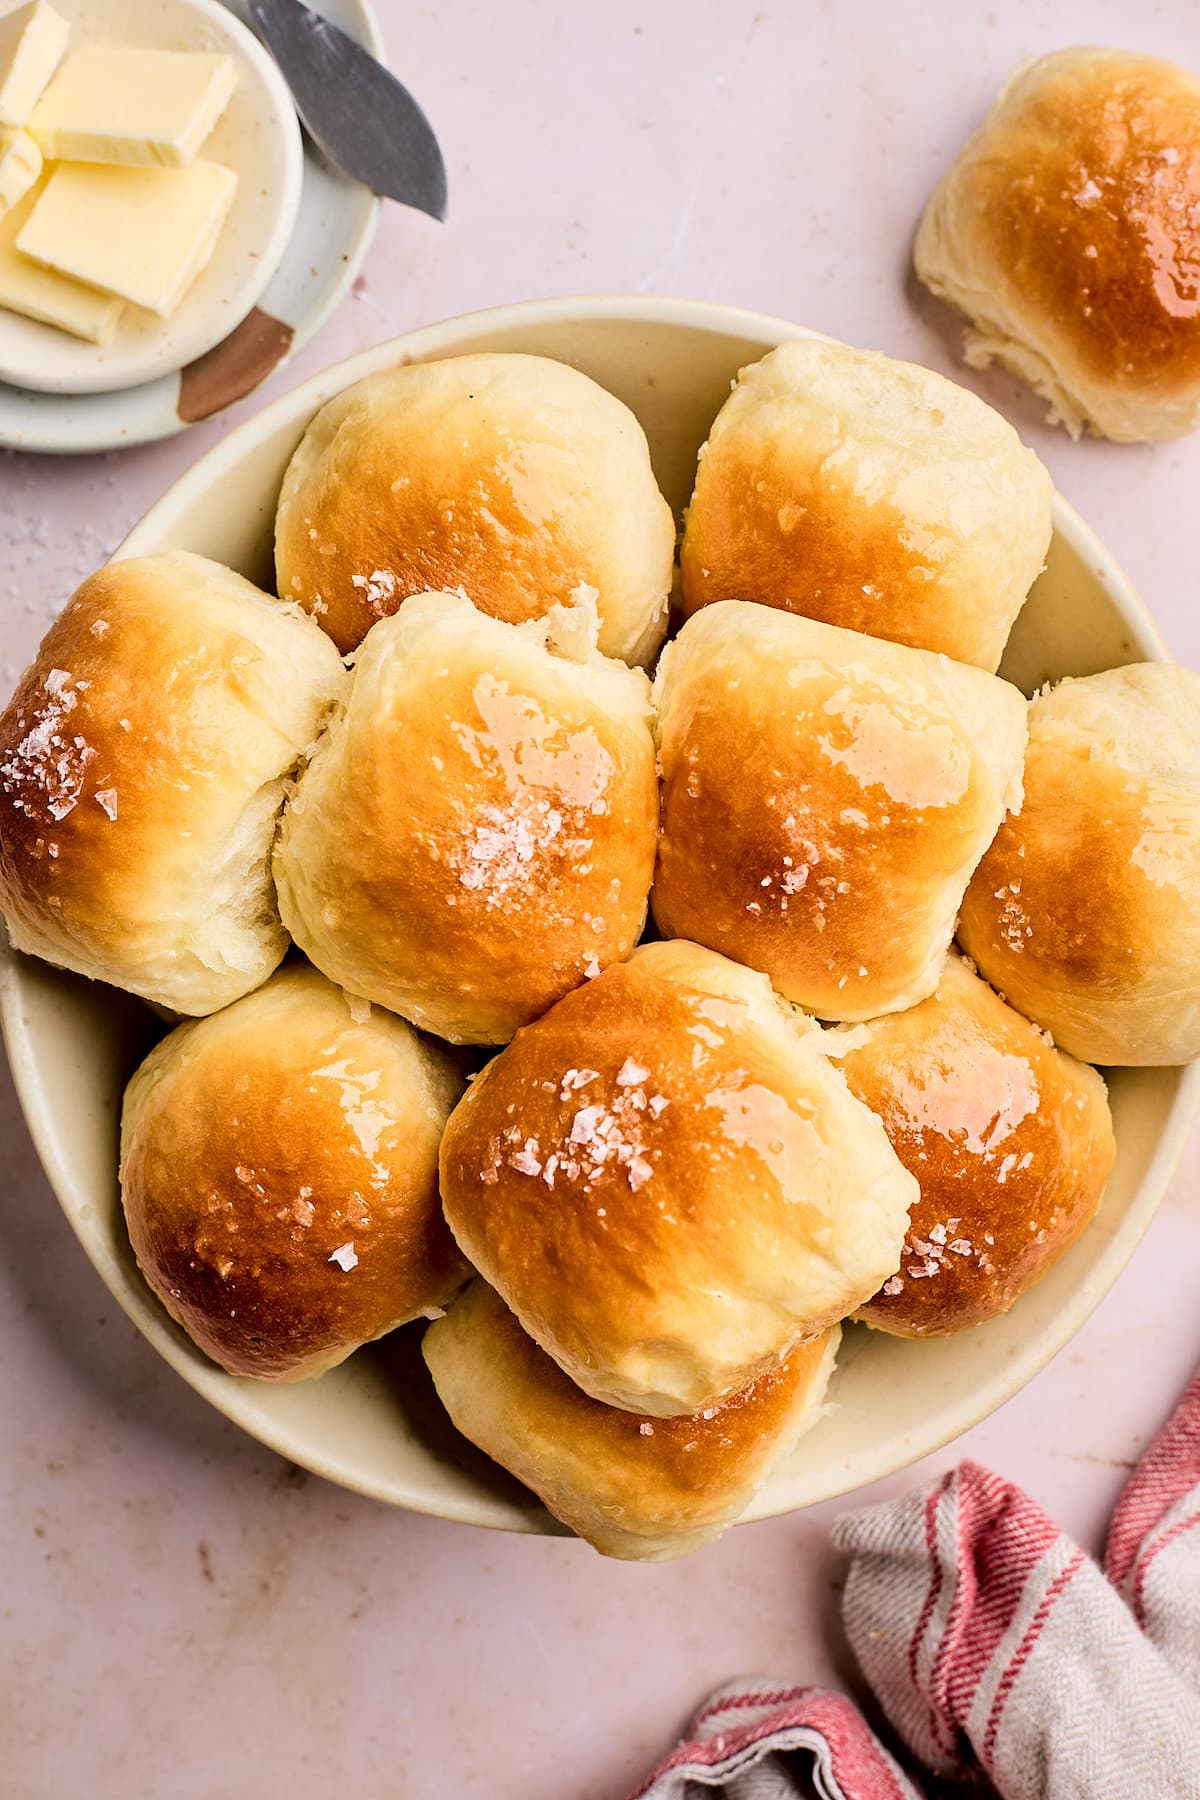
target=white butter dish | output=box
[0,0,301,395]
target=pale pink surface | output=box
[4,2,1200,1794]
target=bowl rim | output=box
[4,292,1198,1532]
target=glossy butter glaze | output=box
[839,954,1115,1337]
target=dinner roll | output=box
[0,552,346,1016]
[679,337,1051,670]
[274,352,675,664]
[439,939,914,1417]
[275,589,658,1044]
[424,1281,840,1561]
[958,663,1200,1064]
[120,962,468,1380]
[652,603,1027,1022]
[915,50,1200,442]
[834,954,1115,1338]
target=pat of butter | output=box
[0,178,122,342]
[18,159,237,317]
[0,0,67,127]
[0,121,39,215]
[29,46,236,167]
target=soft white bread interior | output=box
[915,48,1200,442]
[833,953,1115,1337]
[274,351,676,664]
[958,662,1200,1064]
[438,939,915,1417]
[423,1280,840,1561]
[274,588,659,1045]
[0,551,346,1015]
[120,961,469,1380]
[679,335,1052,669]
[652,602,1027,1022]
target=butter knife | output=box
[247,0,448,221]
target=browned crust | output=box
[274,355,674,660]
[681,433,980,655]
[274,598,660,1042]
[0,553,344,1012]
[0,562,218,948]
[958,747,1198,1012]
[677,340,1049,666]
[423,1280,836,1555]
[437,940,912,1412]
[953,53,1200,395]
[843,957,1115,1337]
[651,606,1025,1021]
[120,965,468,1379]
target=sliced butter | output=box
[29,45,236,167]
[0,178,122,343]
[0,0,67,128]
[17,159,238,317]
[0,121,39,215]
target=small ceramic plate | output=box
[0,0,382,450]
[0,0,304,397]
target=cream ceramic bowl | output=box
[3,295,1198,1536]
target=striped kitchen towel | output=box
[628,1368,1200,1798]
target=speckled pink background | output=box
[4,3,1200,1794]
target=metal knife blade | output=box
[248,0,448,221]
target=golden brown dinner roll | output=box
[424,1281,840,1561]
[915,49,1200,442]
[274,352,675,663]
[833,954,1115,1338]
[652,603,1027,1023]
[959,663,1200,1064]
[120,962,469,1380]
[275,589,658,1045]
[678,337,1051,669]
[439,939,915,1417]
[0,552,346,1016]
